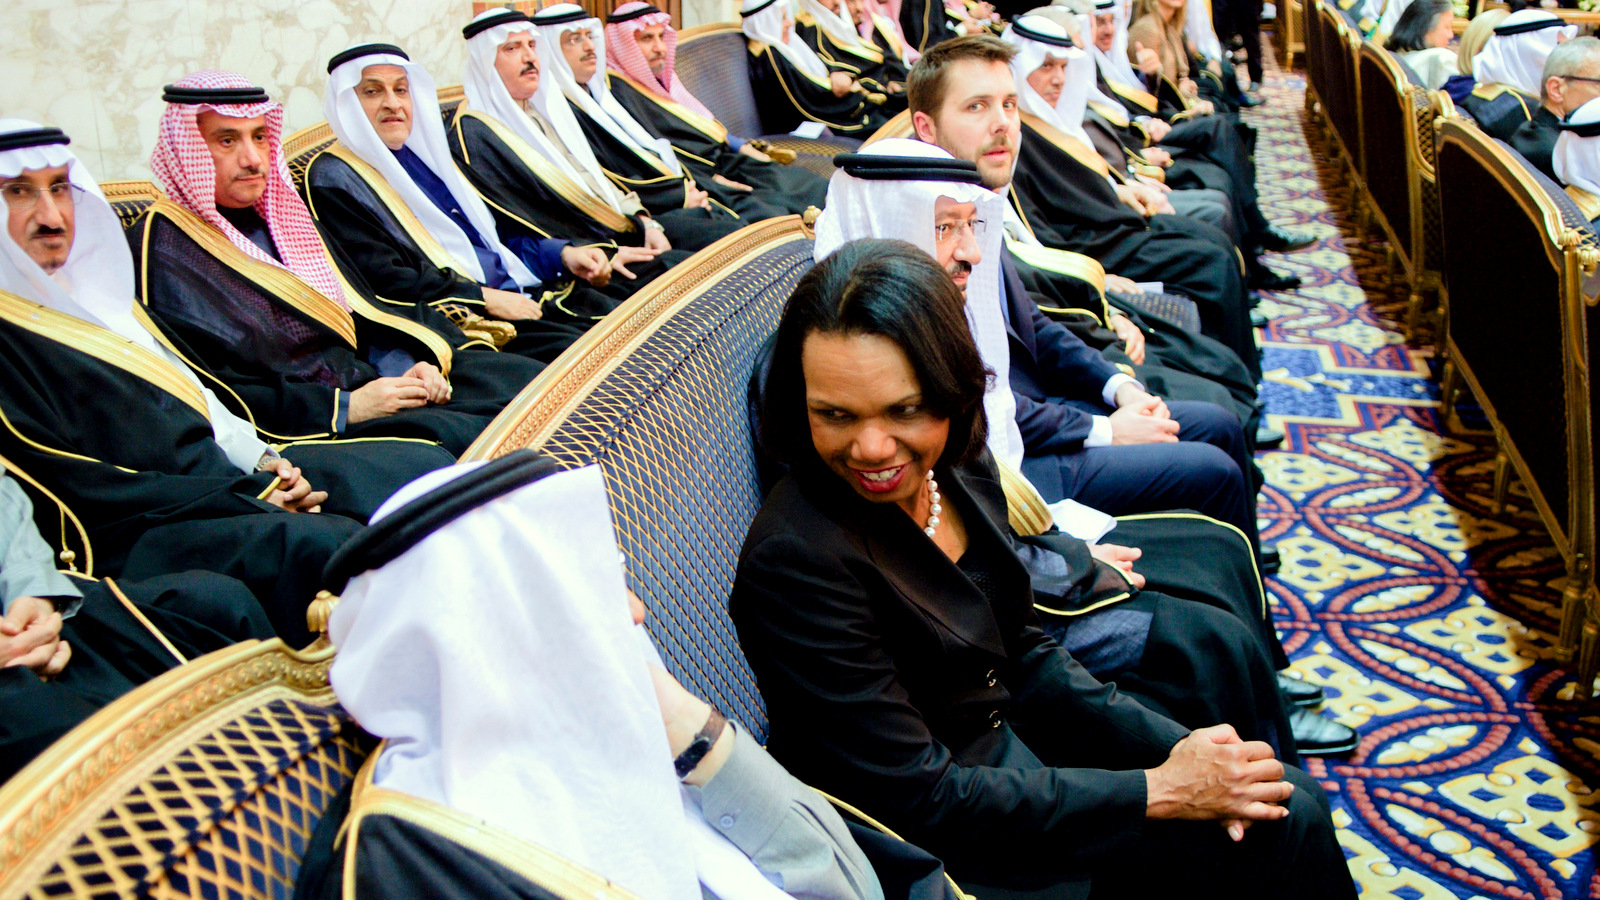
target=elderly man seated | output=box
[1463,9,1577,141]
[298,451,954,899]
[535,4,802,225]
[0,120,376,646]
[305,43,636,342]
[740,0,897,136]
[130,72,545,457]
[601,2,830,212]
[1511,36,1600,182]
[455,9,747,253]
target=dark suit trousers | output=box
[1020,400,1259,549]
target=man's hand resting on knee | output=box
[1145,724,1293,842]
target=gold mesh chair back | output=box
[1436,117,1600,692]
[283,122,336,192]
[461,217,817,738]
[0,638,374,899]
[100,181,167,230]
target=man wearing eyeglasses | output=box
[1512,35,1600,182]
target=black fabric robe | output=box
[1460,84,1538,142]
[731,459,1348,895]
[445,106,704,272]
[302,150,606,359]
[128,202,534,457]
[1510,105,1561,182]
[1010,115,1258,379]
[291,774,963,900]
[746,41,884,136]
[0,570,275,783]
[795,18,910,113]
[898,0,961,56]
[602,72,829,214]
[0,304,360,644]
[568,99,795,226]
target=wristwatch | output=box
[674,707,727,779]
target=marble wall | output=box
[3,0,741,183]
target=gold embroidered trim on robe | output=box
[309,144,481,280]
[1021,113,1112,177]
[0,451,94,575]
[316,251,459,376]
[0,289,209,420]
[606,72,731,144]
[564,88,679,176]
[1004,241,1112,313]
[1088,99,1132,130]
[138,201,361,349]
[1568,185,1600,223]
[340,753,643,900]
[452,106,637,234]
[1105,78,1159,113]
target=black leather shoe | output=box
[1250,308,1269,328]
[1259,545,1281,574]
[1256,226,1316,252]
[1277,672,1325,707]
[1290,707,1359,756]
[1256,426,1284,449]
[1250,267,1302,291]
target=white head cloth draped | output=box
[462,9,635,213]
[1089,0,1143,89]
[534,4,684,175]
[803,0,873,53]
[1554,96,1600,197]
[325,44,539,288]
[742,0,834,80]
[1005,15,1098,147]
[1184,0,1225,61]
[328,458,789,900]
[812,138,1027,472]
[0,121,267,471]
[1473,10,1576,95]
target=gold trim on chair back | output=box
[676,21,745,42]
[283,121,336,191]
[0,638,374,899]
[100,180,167,230]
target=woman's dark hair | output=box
[1386,0,1452,53]
[760,238,991,475]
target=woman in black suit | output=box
[729,240,1356,898]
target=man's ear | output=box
[911,109,938,142]
[1547,75,1566,110]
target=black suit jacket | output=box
[730,458,1189,888]
[1510,105,1561,183]
[1000,252,1124,456]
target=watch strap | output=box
[674,707,727,779]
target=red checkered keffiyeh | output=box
[603,3,716,121]
[150,70,349,309]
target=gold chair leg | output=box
[1385,244,1399,277]
[1576,621,1599,701]
[1404,289,1423,341]
[1439,357,1458,411]
[1492,450,1512,514]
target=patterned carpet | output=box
[1248,44,1598,900]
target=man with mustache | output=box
[129,71,545,459]
[600,2,830,214]
[534,4,804,226]
[304,44,648,356]
[451,9,746,254]
[0,119,385,650]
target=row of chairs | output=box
[1302,0,1600,696]
[0,30,878,891]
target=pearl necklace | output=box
[924,470,942,537]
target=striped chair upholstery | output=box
[99,180,166,230]
[461,217,818,738]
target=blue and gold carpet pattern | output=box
[1249,46,1598,900]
